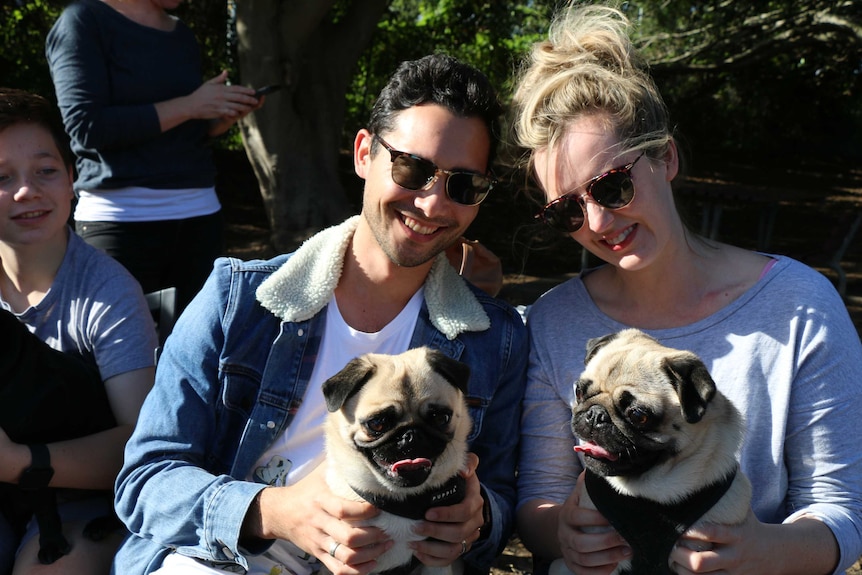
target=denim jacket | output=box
[113,217,528,575]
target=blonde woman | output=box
[512,4,862,575]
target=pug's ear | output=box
[322,356,377,412]
[584,333,617,365]
[426,349,471,395]
[663,353,716,423]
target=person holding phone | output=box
[45,0,264,313]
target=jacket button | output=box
[216,540,235,560]
[297,329,304,337]
[267,421,276,429]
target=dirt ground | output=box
[216,150,862,574]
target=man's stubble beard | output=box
[364,209,458,269]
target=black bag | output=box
[0,309,117,565]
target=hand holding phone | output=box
[254,84,282,98]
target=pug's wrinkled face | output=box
[323,347,471,492]
[571,329,718,478]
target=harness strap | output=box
[350,474,466,520]
[585,467,737,575]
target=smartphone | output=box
[254,84,282,98]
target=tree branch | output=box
[643,1,862,72]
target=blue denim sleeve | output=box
[114,259,270,571]
[462,301,529,570]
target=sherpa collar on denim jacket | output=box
[255,216,490,340]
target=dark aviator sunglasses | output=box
[535,152,645,233]
[374,135,496,206]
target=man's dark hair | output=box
[368,53,503,166]
[0,88,74,168]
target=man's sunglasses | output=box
[535,152,645,233]
[374,135,495,206]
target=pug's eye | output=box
[426,406,453,428]
[625,406,652,427]
[363,414,393,437]
[574,379,591,404]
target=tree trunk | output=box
[235,0,388,252]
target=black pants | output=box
[76,211,223,314]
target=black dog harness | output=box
[348,475,467,575]
[349,474,466,520]
[585,467,737,575]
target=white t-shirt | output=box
[156,288,424,575]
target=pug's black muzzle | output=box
[573,404,667,477]
[359,425,452,488]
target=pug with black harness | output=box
[552,328,752,575]
[321,347,473,575]
[0,309,117,565]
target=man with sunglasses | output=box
[112,54,527,575]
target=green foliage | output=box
[342,0,862,164]
[174,1,234,81]
[344,0,561,141]
[4,0,861,163]
[630,0,862,164]
[0,0,63,99]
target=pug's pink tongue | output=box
[574,443,619,461]
[391,458,432,474]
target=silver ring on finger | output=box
[328,540,341,558]
[460,539,468,555]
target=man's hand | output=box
[243,464,393,575]
[410,453,485,566]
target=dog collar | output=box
[349,474,466,520]
[585,467,738,575]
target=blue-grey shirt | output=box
[520,256,862,574]
[0,230,157,378]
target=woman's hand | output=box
[557,472,631,575]
[188,71,258,120]
[411,453,486,566]
[672,510,772,574]
[245,464,393,575]
[156,70,262,134]
[670,511,838,575]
